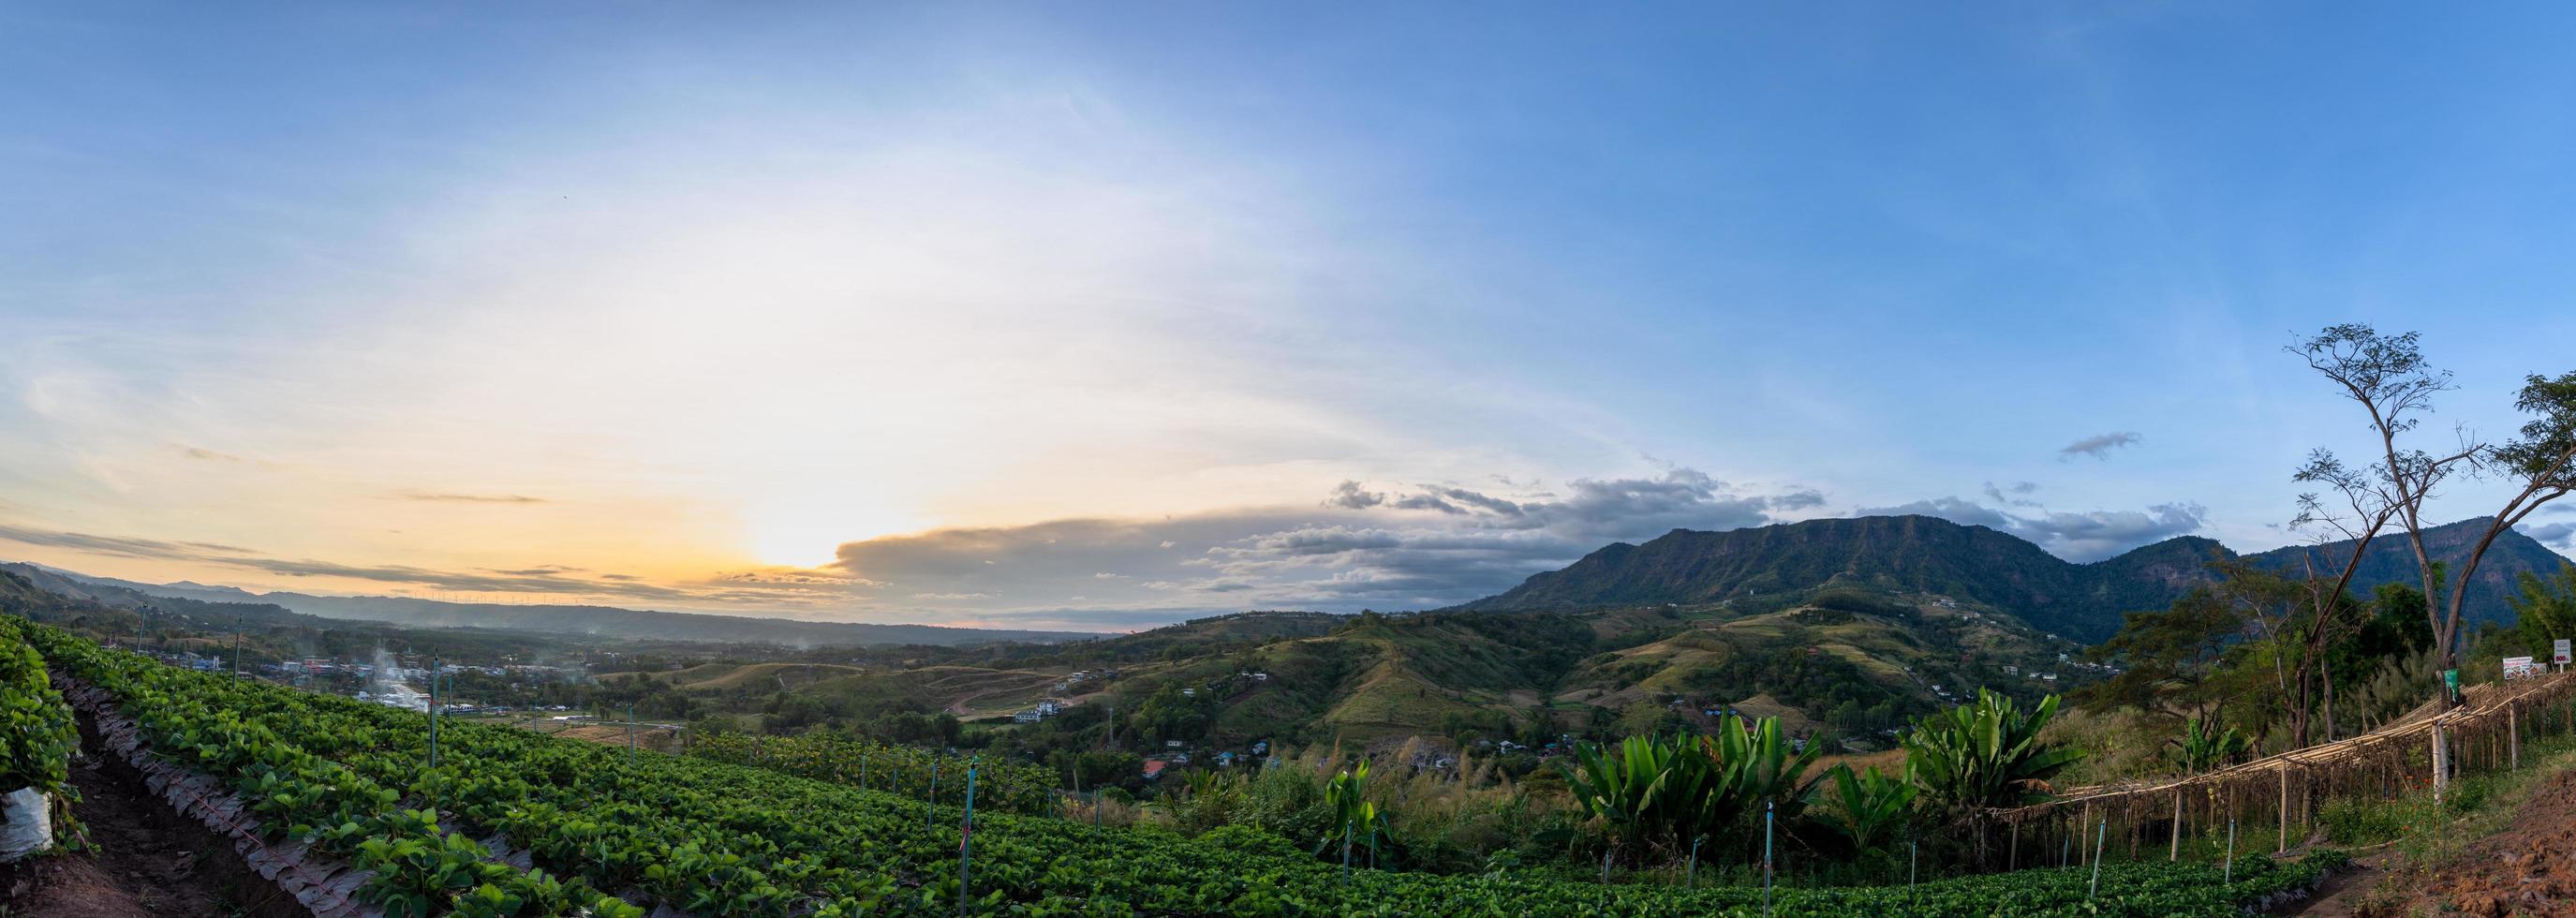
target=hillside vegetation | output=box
[1458,515,2568,642]
[1013,591,2087,752]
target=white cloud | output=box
[739,467,1827,617]
[1858,496,2206,560]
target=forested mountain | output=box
[2239,519,2572,627]
[1458,515,2571,643]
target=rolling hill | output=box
[1457,515,2571,643]
[1075,593,2084,747]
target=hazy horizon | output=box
[7,4,2576,631]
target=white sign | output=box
[2556,639,2571,666]
[2505,656,2539,680]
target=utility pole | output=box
[428,657,441,769]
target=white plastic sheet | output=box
[0,787,52,863]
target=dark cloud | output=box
[1531,469,1799,540]
[2523,521,2576,549]
[2014,504,2207,558]
[391,490,549,504]
[180,446,243,462]
[1390,493,1466,513]
[797,467,1822,616]
[0,524,254,560]
[1857,496,2206,560]
[1433,487,1527,516]
[2059,432,2141,461]
[210,555,723,602]
[1323,481,1385,510]
[1859,497,2019,532]
[1769,490,1828,511]
[717,570,882,587]
[1981,481,2043,507]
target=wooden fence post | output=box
[2169,789,2183,861]
[2432,722,2447,801]
[2509,702,2519,771]
[2276,767,2288,854]
[2080,802,2093,865]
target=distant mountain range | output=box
[1457,515,2574,643]
[0,562,1098,648]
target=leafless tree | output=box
[2294,326,2576,710]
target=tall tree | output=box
[2430,372,2576,677]
[2291,327,2474,665]
[2077,584,2250,725]
[2510,566,2576,660]
[2208,563,2334,747]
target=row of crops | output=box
[686,731,1059,816]
[7,614,2343,915]
[0,615,644,916]
[0,627,79,856]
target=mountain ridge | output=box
[1456,514,2572,643]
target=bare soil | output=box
[2409,766,2576,917]
[2291,766,2576,918]
[1,712,273,918]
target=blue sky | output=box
[4,3,2572,629]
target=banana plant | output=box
[1902,690,2084,866]
[1561,734,1701,864]
[2165,716,2249,774]
[1705,714,1824,824]
[1902,690,2083,813]
[1807,763,1917,854]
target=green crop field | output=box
[5,614,2343,916]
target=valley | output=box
[3,510,2569,916]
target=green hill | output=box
[1092,593,2082,748]
[1457,515,2569,643]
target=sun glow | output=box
[742,495,923,569]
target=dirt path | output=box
[2273,845,2394,916]
[3,712,272,918]
[945,686,1006,716]
[2290,766,2576,917]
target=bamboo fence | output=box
[1989,670,2576,868]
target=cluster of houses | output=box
[141,648,229,673]
[1046,668,1119,694]
[1178,671,1271,700]
[1141,738,1271,779]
